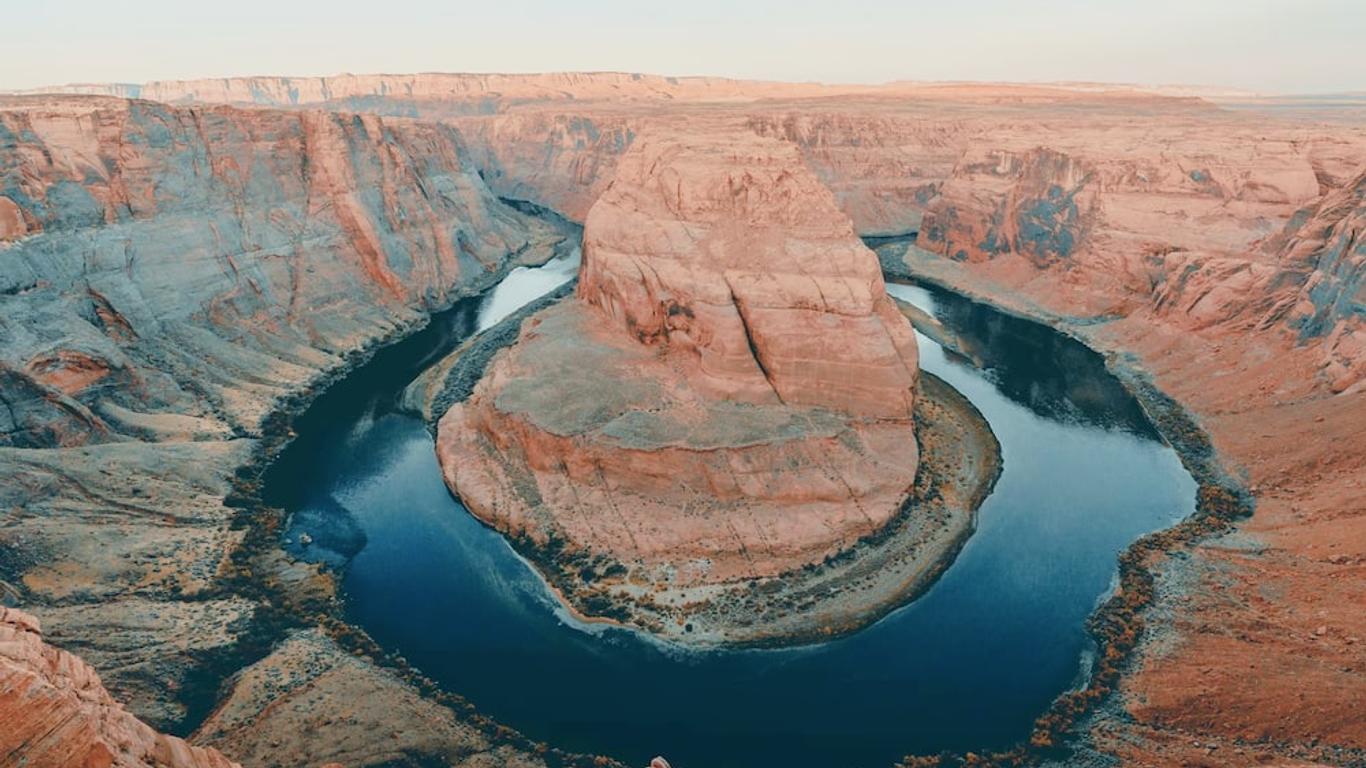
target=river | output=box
[261,250,1195,768]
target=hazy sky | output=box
[4,0,1362,94]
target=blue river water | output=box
[263,257,1196,768]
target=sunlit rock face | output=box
[437,130,921,585]
[0,607,241,768]
[577,131,920,417]
[1252,167,1366,392]
[0,95,562,448]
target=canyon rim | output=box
[2,6,1366,768]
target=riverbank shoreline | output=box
[412,286,1003,648]
[874,242,1271,767]
[192,224,634,768]
[231,238,1254,766]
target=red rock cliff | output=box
[578,131,919,417]
[436,130,921,587]
[0,607,240,768]
[0,95,565,448]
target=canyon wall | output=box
[437,130,922,595]
[0,94,570,767]
[0,607,240,768]
[899,124,1365,390]
[1251,167,1366,391]
[451,111,639,221]
[0,95,563,448]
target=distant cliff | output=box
[10,72,844,109]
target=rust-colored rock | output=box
[0,94,566,448]
[437,130,920,587]
[0,607,239,768]
[5,72,1366,765]
[578,131,919,417]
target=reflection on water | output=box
[904,285,1157,438]
[477,247,581,331]
[265,268,1196,768]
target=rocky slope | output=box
[0,94,565,446]
[0,94,572,767]
[1251,166,1366,390]
[418,88,1366,762]
[3,75,1364,766]
[194,628,548,768]
[0,606,240,768]
[435,130,947,642]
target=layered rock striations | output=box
[451,111,640,222]
[0,94,572,765]
[2,74,1364,765]
[909,137,1366,391]
[0,607,240,768]
[577,132,920,417]
[0,95,565,448]
[437,131,923,597]
[1252,166,1366,391]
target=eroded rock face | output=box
[0,93,572,761]
[0,607,240,768]
[1257,167,1366,391]
[578,132,919,417]
[452,111,640,222]
[0,95,564,447]
[910,138,1366,390]
[438,131,920,586]
[195,629,548,768]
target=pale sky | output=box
[3,0,1363,94]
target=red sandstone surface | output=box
[1,73,1364,766]
[0,607,239,768]
[437,129,922,586]
[578,131,919,417]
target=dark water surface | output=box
[263,261,1195,768]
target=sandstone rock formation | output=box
[1253,166,1366,392]
[0,606,240,768]
[578,132,920,417]
[0,93,574,765]
[195,629,549,768]
[437,130,921,589]
[0,95,566,448]
[3,72,1366,767]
